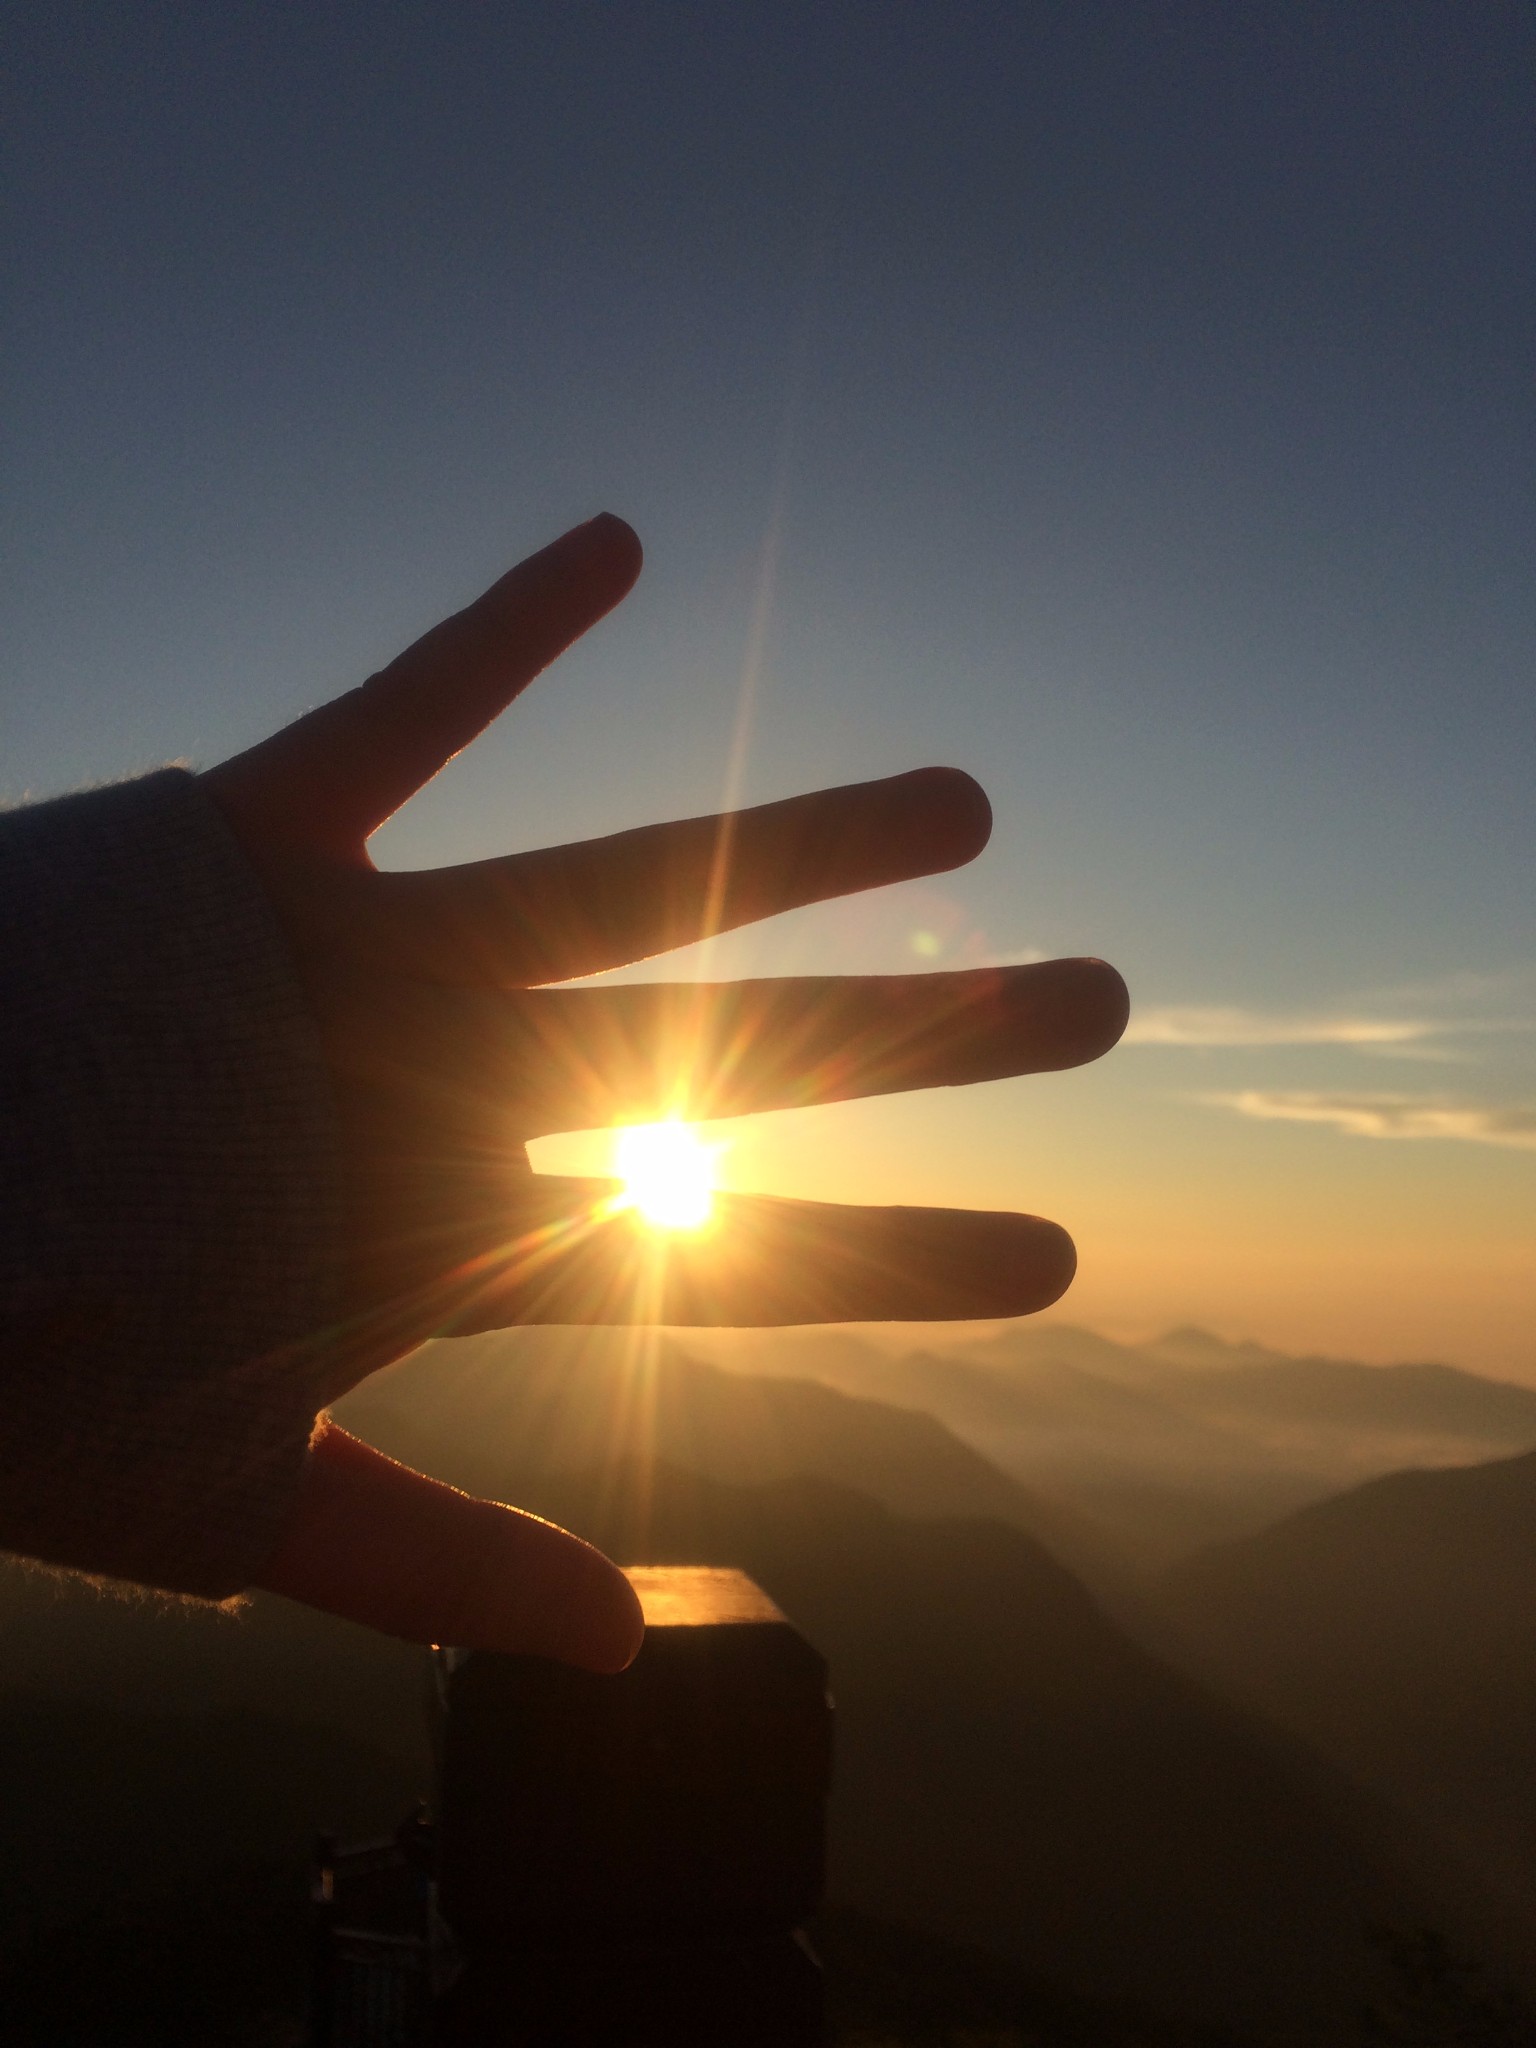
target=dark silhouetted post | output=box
[435,1566,832,2046]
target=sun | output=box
[613,1120,720,1232]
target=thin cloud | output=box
[1363,967,1535,1010]
[1204,1090,1536,1150]
[1125,1006,1441,1049]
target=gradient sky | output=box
[7,4,1533,1371]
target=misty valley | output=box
[5,1321,1536,2045]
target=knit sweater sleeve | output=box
[0,768,342,1599]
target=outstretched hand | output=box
[202,515,1127,1669]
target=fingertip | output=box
[428,1509,645,1671]
[253,1427,644,1673]
[588,1566,647,1674]
[962,1210,1077,1315]
[1038,956,1131,1067]
[1027,1218,1078,1312]
[899,766,993,870]
[582,511,644,596]
[1083,958,1131,1057]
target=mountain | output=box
[333,1325,1124,1587]
[685,1322,1536,1570]
[453,1453,1489,2044]
[1142,1327,1293,1373]
[337,1326,1040,1523]
[338,1345,1512,2041]
[1157,1448,1536,1948]
[682,1326,1316,1568]
[821,1904,1245,2046]
[1138,1328,1536,1454]
[0,1461,1479,2040]
[7,1325,1533,2040]
[957,1324,1536,1480]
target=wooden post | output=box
[435,1567,832,2046]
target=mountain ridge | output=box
[684,1320,1536,1569]
[1157,1446,1536,1957]
[4,1329,1532,2039]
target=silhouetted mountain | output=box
[1145,1327,1282,1370]
[817,1904,1245,2046]
[7,1324,1533,2041]
[679,1326,1316,1569]
[1158,1449,1536,1947]
[334,1325,1121,1584]
[686,1322,1536,1570]
[1138,1329,1536,1449]
[348,1337,1498,2043]
[484,1455,1484,2043]
[953,1324,1536,1483]
[0,1460,1472,2042]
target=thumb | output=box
[252,1423,643,1672]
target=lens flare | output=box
[613,1121,719,1232]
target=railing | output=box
[312,1566,833,2046]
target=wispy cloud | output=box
[1362,968,1536,1010]
[1126,982,1532,1057]
[1125,1006,1442,1049]
[1204,1090,1536,1150]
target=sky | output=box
[6,3,1533,1372]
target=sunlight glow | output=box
[613,1121,720,1232]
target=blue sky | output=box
[6,3,1533,1367]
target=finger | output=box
[327,957,1129,1138]
[252,1423,644,1670]
[204,515,643,858]
[344,1181,1079,1332]
[497,1185,1078,1326]
[518,957,1129,1129]
[358,766,993,983]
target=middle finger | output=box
[321,957,1129,1139]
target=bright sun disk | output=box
[613,1120,719,1231]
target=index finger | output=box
[206,515,643,857]
[360,767,993,984]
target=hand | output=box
[203,515,1127,1668]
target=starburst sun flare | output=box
[612,1120,721,1232]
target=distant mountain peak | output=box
[1144,1326,1283,1371]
